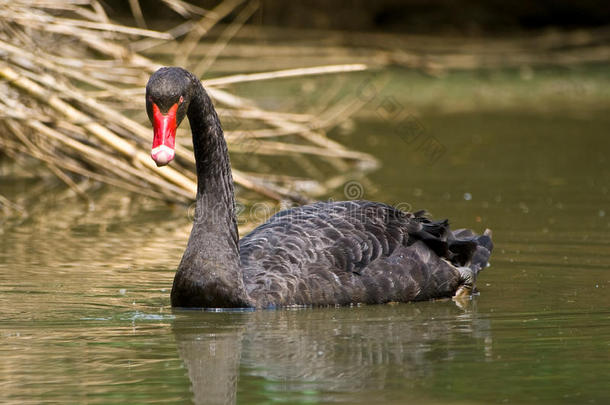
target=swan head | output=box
[146,67,193,167]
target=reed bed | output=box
[0,0,377,206]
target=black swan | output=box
[146,67,493,308]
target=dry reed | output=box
[0,0,377,207]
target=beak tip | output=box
[151,147,175,167]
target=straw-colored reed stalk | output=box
[0,0,377,207]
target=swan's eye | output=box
[179,95,184,104]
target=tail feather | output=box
[451,228,493,274]
[471,229,493,273]
[448,239,478,266]
[408,216,493,274]
[450,228,493,297]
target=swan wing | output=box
[239,200,490,307]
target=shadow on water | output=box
[172,300,491,405]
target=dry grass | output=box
[0,0,377,207]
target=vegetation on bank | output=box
[0,0,375,210]
[1,0,607,219]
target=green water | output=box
[1,70,609,404]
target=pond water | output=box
[1,70,609,404]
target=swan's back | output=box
[239,200,492,307]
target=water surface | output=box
[1,73,609,404]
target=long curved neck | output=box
[171,80,251,308]
[189,84,238,245]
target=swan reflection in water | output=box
[172,299,492,405]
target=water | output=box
[1,73,609,404]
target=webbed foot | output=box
[453,266,476,298]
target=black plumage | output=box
[146,67,493,308]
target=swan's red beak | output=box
[151,102,178,167]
